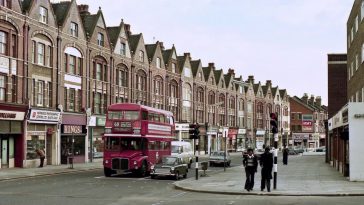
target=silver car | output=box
[209,151,231,167]
[150,156,188,180]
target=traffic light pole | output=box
[273,133,278,190]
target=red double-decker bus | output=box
[103,103,175,177]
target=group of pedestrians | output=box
[243,146,288,192]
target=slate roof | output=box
[279,89,287,99]
[261,85,268,96]
[162,49,172,64]
[106,26,120,47]
[81,13,98,37]
[177,56,186,74]
[271,87,278,97]
[145,43,157,60]
[214,70,223,86]
[224,74,232,88]
[128,34,142,54]
[21,0,33,13]
[253,83,260,94]
[191,60,201,77]
[52,1,71,26]
[202,67,212,82]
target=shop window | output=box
[27,135,45,160]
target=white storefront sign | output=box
[29,109,61,122]
[0,110,25,121]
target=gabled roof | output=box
[214,69,223,85]
[271,86,278,97]
[291,96,315,111]
[202,67,212,82]
[224,73,232,88]
[145,43,157,60]
[81,13,98,36]
[279,89,287,99]
[128,34,142,54]
[162,49,172,63]
[253,83,260,94]
[106,26,120,47]
[177,56,186,74]
[191,60,201,77]
[52,1,72,26]
[261,85,268,96]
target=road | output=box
[0,153,363,205]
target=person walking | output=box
[260,146,273,192]
[243,148,258,192]
[283,145,288,165]
[36,148,45,168]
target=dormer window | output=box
[97,33,104,46]
[156,57,161,68]
[39,7,48,24]
[171,63,176,73]
[139,50,144,62]
[120,42,126,55]
[70,22,78,37]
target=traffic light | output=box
[270,113,278,134]
[189,124,200,139]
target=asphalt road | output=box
[0,153,363,205]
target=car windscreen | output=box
[162,157,177,165]
[171,145,179,153]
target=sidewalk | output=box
[0,162,102,181]
[175,155,364,196]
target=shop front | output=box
[0,108,26,169]
[237,128,246,151]
[207,125,218,154]
[88,116,105,162]
[61,113,87,164]
[175,123,190,141]
[27,109,60,168]
[255,130,265,150]
[292,133,309,148]
[228,128,238,152]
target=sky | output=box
[72,0,354,105]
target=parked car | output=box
[150,156,188,180]
[209,151,231,167]
[294,147,305,154]
[287,148,298,155]
[315,146,326,152]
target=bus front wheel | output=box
[104,167,114,177]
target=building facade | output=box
[0,0,293,168]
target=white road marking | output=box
[170,192,187,198]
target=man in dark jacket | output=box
[260,147,273,192]
[243,148,258,191]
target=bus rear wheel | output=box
[139,161,148,177]
[104,167,114,177]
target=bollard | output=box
[195,156,198,180]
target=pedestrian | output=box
[242,148,258,192]
[36,148,45,168]
[260,146,273,192]
[283,145,288,165]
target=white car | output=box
[171,141,193,168]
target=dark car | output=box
[150,156,188,180]
[209,151,231,167]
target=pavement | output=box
[0,161,102,181]
[174,154,364,196]
[1,154,364,196]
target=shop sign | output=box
[62,125,86,134]
[238,129,246,134]
[175,123,190,131]
[96,117,106,126]
[0,110,25,121]
[302,114,313,120]
[89,116,96,126]
[30,109,61,122]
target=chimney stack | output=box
[78,4,90,16]
[124,24,131,36]
[302,93,309,104]
[228,68,235,76]
[208,62,215,68]
[309,95,315,105]
[248,75,255,84]
[159,41,164,50]
[266,80,272,87]
[315,96,322,107]
[184,53,191,61]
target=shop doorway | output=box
[46,134,52,165]
[1,138,8,168]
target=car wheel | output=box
[175,171,180,180]
[183,172,187,179]
[209,162,213,167]
[151,174,156,179]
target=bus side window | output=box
[142,111,148,120]
[160,114,165,123]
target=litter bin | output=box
[201,161,208,176]
[68,157,74,169]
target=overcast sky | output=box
[73,0,354,105]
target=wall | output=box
[349,102,364,181]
